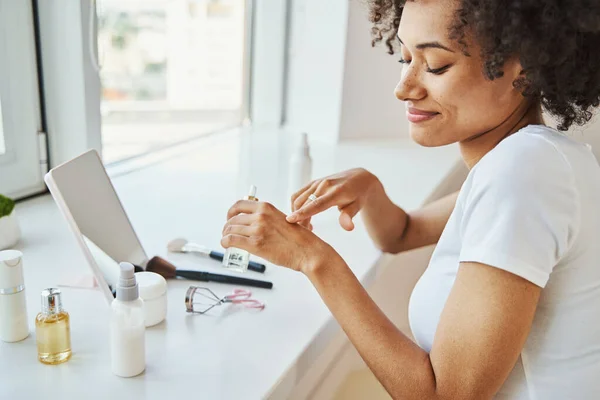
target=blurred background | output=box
[0,0,597,199]
[97,0,246,164]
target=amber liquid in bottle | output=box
[36,311,71,364]
[35,288,72,365]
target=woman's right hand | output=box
[286,168,380,231]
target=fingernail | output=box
[287,214,297,223]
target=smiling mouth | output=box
[406,108,440,123]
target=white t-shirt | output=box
[408,125,600,399]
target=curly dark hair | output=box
[368,0,600,131]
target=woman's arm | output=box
[362,181,459,254]
[222,200,539,398]
[288,170,459,254]
[306,253,540,399]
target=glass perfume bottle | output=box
[35,288,72,365]
[223,185,258,273]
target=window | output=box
[0,0,44,199]
[3,0,286,197]
[97,0,248,164]
[0,100,5,155]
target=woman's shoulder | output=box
[458,124,594,213]
[470,124,593,187]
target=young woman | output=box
[222,0,600,398]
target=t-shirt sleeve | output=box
[458,135,580,288]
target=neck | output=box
[459,100,544,169]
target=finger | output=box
[222,224,255,238]
[291,179,317,208]
[339,212,355,231]
[221,234,252,250]
[292,181,320,212]
[338,202,361,231]
[298,216,312,229]
[287,191,337,223]
[227,199,261,220]
[339,201,361,218]
[223,214,255,234]
[289,180,330,222]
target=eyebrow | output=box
[398,37,455,53]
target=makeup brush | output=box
[146,256,273,290]
[167,238,267,273]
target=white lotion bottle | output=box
[110,262,145,378]
[288,133,313,203]
[0,250,29,342]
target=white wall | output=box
[250,0,288,126]
[284,0,408,144]
[284,0,349,144]
[338,0,407,140]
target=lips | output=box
[406,107,440,123]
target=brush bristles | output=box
[146,256,178,279]
[167,238,187,253]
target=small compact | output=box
[134,272,167,327]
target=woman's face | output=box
[396,0,525,147]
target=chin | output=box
[408,124,454,147]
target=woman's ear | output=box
[504,56,530,94]
[504,56,524,82]
[512,67,533,95]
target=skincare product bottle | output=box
[0,250,29,343]
[110,262,145,378]
[35,288,72,364]
[223,185,259,273]
[287,133,312,202]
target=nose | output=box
[394,65,427,102]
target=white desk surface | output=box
[0,128,460,399]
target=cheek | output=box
[407,76,463,147]
[409,70,517,146]
[453,74,513,120]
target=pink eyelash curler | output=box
[185,287,265,314]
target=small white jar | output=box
[134,272,167,327]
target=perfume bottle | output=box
[35,288,72,365]
[223,185,259,273]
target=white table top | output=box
[0,128,460,399]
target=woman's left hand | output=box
[221,200,335,273]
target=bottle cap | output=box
[244,185,259,201]
[0,250,24,294]
[299,133,310,157]
[116,262,139,302]
[41,288,63,315]
[301,132,309,148]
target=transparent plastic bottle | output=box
[35,288,72,365]
[223,185,258,273]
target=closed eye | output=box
[426,65,452,75]
[400,58,452,75]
